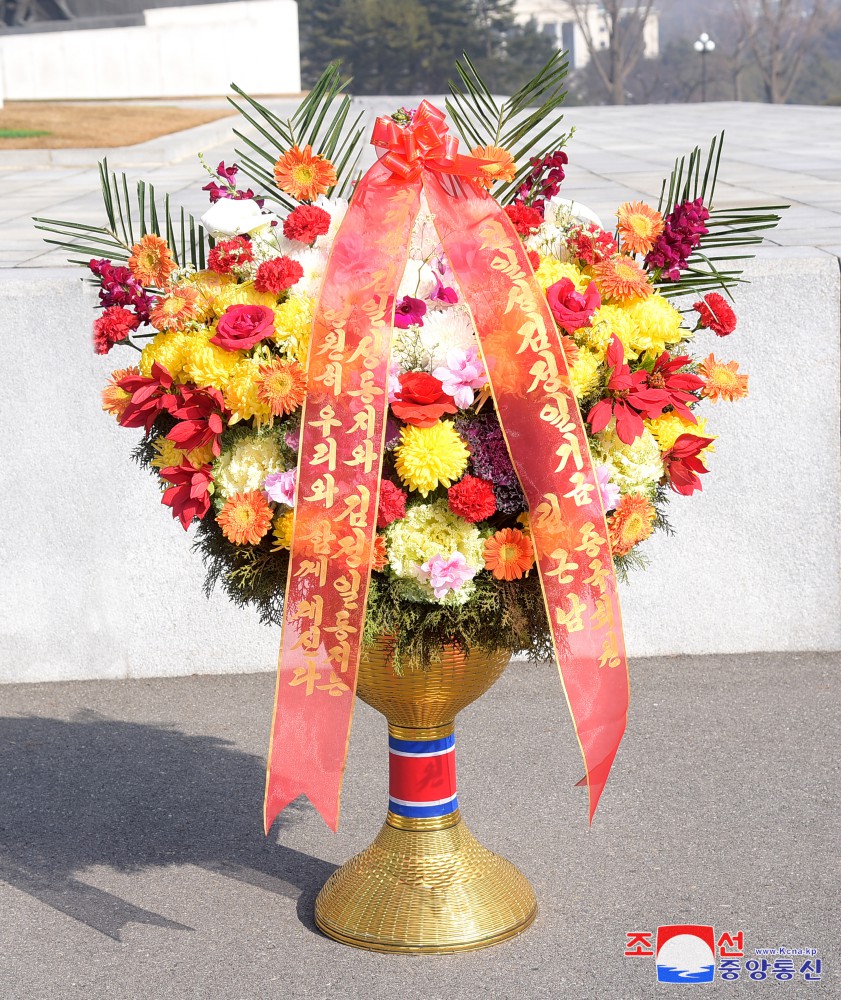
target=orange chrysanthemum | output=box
[483,527,535,581]
[616,201,664,256]
[150,284,201,332]
[471,144,517,190]
[217,490,273,546]
[607,493,656,557]
[101,366,138,419]
[697,354,749,402]
[274,144,337,202]
[593,255,652,301]
[257,358,308,415]
[128,234,177,288]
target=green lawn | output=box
[0,128,51,138]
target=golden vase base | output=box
[314,815,537,953]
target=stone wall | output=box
[1,248,839,683]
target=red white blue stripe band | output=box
[388,732,458,818]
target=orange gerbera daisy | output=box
[217,490,273,546]
[274,144,337,202]
[697,354,749,402]
[101,366,138,419]
[607,493,656,557]
[593,255,652,301]
[471,144,517,190]
[128,234,177,288]
[484,527,535,581]
[150,284,201,332]
[616,201,664,256]
[257,358,308,415]
[372,534,389,572]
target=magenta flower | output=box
[264,469,297,507]
[418,552,476,600]
[433,347,487,408]
[394,295,427,329]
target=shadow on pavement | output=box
[0,712,335,940]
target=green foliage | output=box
[33,158,210,270]
[0,128,50,138]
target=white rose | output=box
[200,198,280,238]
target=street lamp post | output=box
[694,32,716,102]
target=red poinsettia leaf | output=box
[587,398,613,433]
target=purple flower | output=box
[264,469,297,507]
[393,295,427,329]
[433,347,486,408]
[645,197,710,280]
[596,464,620,512]
[418,552,476,600]
[284,429,300,453]
[89,258,152,322]
[384,415,402,450]
[202,161,264,207]
[456,412,518,486]
[493,482,526,516]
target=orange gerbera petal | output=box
[101,366,138,419]
[217,490,273,546]
[607,493,656,557]
[471,144,517,190]
[257,358,308,415]
[616,201,664,256]
[128,234,177,288]
[274,144,337,202]
[149,284,201,332]
[697,353,749,402]
[593,255,652,301]
[483,527,534,581]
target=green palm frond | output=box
[228,61,365,209]
[446,50,573,205]
[33,158,209,270]
[655,133,785,299]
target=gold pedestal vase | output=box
[314,640,537,953]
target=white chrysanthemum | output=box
[213,433,285,501]
[313,194,348,250]
[292,247,329,299]
[591,420,664,499]
[417,307,478,368]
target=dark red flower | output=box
[208,236,253,274]
[663,434,716,495]
[447,474,496,523]
[504,203,544,236]
[254,256,304,294]
[391,372,457,427]
[645,197,710,280]
[546,277,600,333]
[118,362,178,431]
[210,303,275,351]
[283,204,332,244]
[644,352,705,421]
[159,462,214,529]
[167,385,228,457]
[569,224,618,266]
[587,335,667,445]
[694,292,737,336]
[526,249,541,271]
[92,305,139,354]
[377,480,408,528]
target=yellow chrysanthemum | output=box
[179,330,242,389]
[646,412,714,454]
[394,421,470,497]
[535,258,585,293]
[271,510,295,552]
[273,293,314,362]
[139,330,189,379]
[568,348,602,399]
[224,355,274,425]
[150,436,214,472]
[625,294,685,355]
[575,302,638,358]
[211,281,277,316]
[186,269,237,321]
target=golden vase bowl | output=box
[314,638,537,953]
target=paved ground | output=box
[2,100,840,268]
[1,651,837,999]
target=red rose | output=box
[377,479,407,528]
[546,278,600,333]
[208,236,253,274]
[283,204,332,244]
[391,372,457,427]
[505,203,544,236]
[210,303,275,351]
[448,475,496,523]
[92,305,138,355]
[694,292,736,336]
[254,256,304,294]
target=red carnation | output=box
[546,277,601,333]
[283,204,332,244]
[569,224,618,266]
[210,303,275,351]
[159,462,213,529]
[254,256,304,294]
[377,480,408,528]
[447,475,496,523]
[208,236,253,274]
[505,203,544,236]
[663,433,716,496]
[526,249,541,271]
[391,372,457,427]
[694,292,737,336]
[92,306,138,355]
